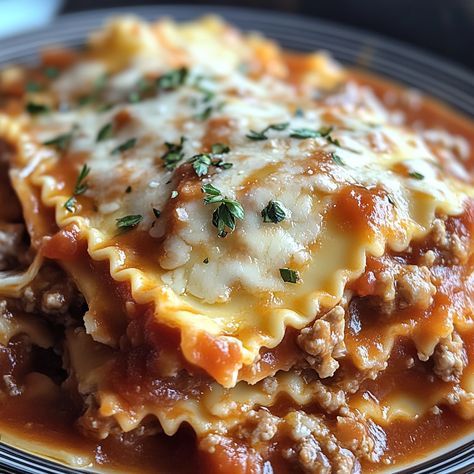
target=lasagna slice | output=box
[0,15,472,473]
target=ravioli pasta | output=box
[0,15,473,473]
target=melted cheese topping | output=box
[3,16,474,389]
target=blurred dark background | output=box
[60,0,473,71]
[1,0,472,71]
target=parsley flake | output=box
[195,105,213,121]
[125,186,132,193]
[290,128,320,139]
[331,152,345,166]
[127,77,155,103]
[211,143,230,154]
[26,81,42,93]
[198,87,215,103]
[279,268,300,283]
[64,164,91,212]
[201,184,244,238]
[78,74,108,108]
[157,67,188,91]
[246,122,289,140]
[43,67,59,79]
[111,138,137,155]
[171,190,179,199]
[162,137,186,170]
[152,208,161,218]
[26,102,50,115]
[43,128,75,151]
[213,159,233,170]
[290,126,333,139]
[262,200,287,223]
[294,108,305,118]
[202,183,221,198]
[290,126,361,154]
[189,144,232,177]
[203,257,209,264]
[96,123,113,142]
[409,171,424,180]
[189,154,212,177]
[387,194,396,206]
[116,214,143,231]
[327,135,341,147]
[63,197,76,213]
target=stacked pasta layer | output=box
[0,16,472,473]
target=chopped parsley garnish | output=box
[331,152,345,166]
[43,67,59,79]
[211,143,230,155]
[78,74,108,107]
[96,122,113,142]
[162,137,186,170]
[171,190,179,199]
[213,160,233,170]
[290,126,361,154]
[127,91,141,103]
[294,107,305,118]
[116,214,143,231]
[195,105,213,121]
[43,128,75,151]
[327,135,341,147]
[78,96,93,107]
[203,257,209,264]
[202,183,244,238]
[279,268,300,283]
[290,126,333,139]
[189,144,232,177]
[198,87,215,103]
[73,164,90,195]
[94,73,108,91]
[98,103,113,113]
[202,183,221,200]
[189,154,212,177]
[152,208,161,218]
[111,137,137,155]
[261,200,287,223]
[127,69,189,102]
[409,171,424,180]
[26,81,42,93]
[290,128,320,139]
[63,198,76,213]
[247,122,289,141]
[127,77,155,103]
[26,102,50,115]
[64,164,90,212]
[157,67,188,91]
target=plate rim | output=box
[2,4,474,81]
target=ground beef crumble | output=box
[432,332,467,383]
[297,305,347,378]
